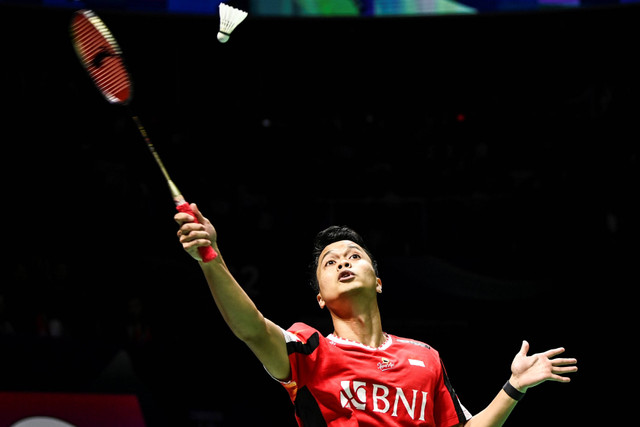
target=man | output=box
[175,203,577,426]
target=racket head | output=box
[70,9,133,105]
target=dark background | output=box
[1,2,636,426]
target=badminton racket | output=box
[70,9,217,262]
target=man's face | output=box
[315,240,380,310]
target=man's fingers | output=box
[190,203,206,222]
[536,346,565,359]
[183,237,212,249]
[552,357,578,366]
[175,211,196,225]
[550,375,572,383]
[553,365,578,374]
[178,223,207,239]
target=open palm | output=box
[510,340,578,391]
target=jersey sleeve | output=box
[268,322,323,404]
[435,358,473,426]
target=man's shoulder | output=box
[285,322,322,343]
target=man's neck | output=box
[330,309,385,348]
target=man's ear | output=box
[317,293,325,309]
[376,278,382,294]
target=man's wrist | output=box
[503,380,525,401]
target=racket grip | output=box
[176,202,218,262]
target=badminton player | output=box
[175,204,577,426]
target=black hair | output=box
[309,225,378,292]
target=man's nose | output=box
[338,261,351,269]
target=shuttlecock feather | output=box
[217,3,248,43]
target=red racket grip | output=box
[176,202,218,262]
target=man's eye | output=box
[326,260,335,266]
[350,254,361,259]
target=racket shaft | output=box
[131,116,217,262]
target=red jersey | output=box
[275,322,471,427]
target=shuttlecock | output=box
[217,3,248,43]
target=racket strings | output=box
[71,11,131,104]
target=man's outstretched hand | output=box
[509,340,578,392]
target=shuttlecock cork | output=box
[217,3,248,43]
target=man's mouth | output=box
[338,271,354,282]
